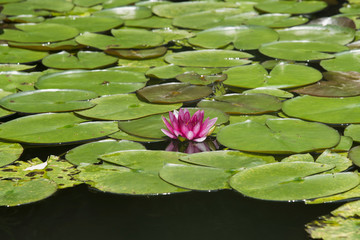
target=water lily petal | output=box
[162,116,174,134]
[161,128,177,139]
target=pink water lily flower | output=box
[161,109,217,142]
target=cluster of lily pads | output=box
[1,0,360,238]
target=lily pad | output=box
[217,118,340,154]
[165,50,253,67]
[223,63,322,89]
[179,150,275,170]
[277,25,355,45]
[0,45,48,64]
[152,28,195,44]
[188,26,278,50]
[65,139,145,165]
[137,82,212,103]
[75,29,164,50]
[259,41,348,61]
[245,13,308,28]
[109,130,161,142]
[281,153,314,163]
[0,64,35,71]
[35,70,147,96]
[230,162,359,201]
[0,71,42,92]
[9,39,81,51]
[0,23,79,43]
[76,94,182,120]
[320,50,360,72]
[159,163,232,191]
[176,72,227,85]
[2,0,74,15]
[255,1,328,14]
[0,179,58,207]
[105,46,167,59]
[125,16,172,29]
[93,6,152,20]
[315,150,353,173]
[0,89,98,113]
[45,16,124,33]
[348,145,360,167]
[197,93,282,115]
[118,108,228,139]
[0,142,23,167]
[282,95,360,124]
[42,51,118,69]
[242,88,294,98]
[0,113,119,144]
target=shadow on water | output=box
[0,184,341,240]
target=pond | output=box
[0,0,360,239]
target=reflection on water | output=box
[165,139,219,154]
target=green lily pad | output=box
[146,64,184,79]
[223,63,322,89]
[188,26,278,50]
[137,82,212,103]
[320,50,360,72]
[75,29,164,50]
[165,50,253,67]
[176,72,227,85]
[42,51,118,69]
[159,163,232,191]
[217,118,340,154]
[73,0,107,7]
[152,28,195,44]
[0,64,35,71]
[35,70,147,96]
[315,150,353,173]
[344,124,360,143]
[197,93,282,115]
[99,0,139,8]
[0,23,79,43]
[118,108,228,139]
[278,25,355,45]
[293,71,360,97]
[230,162,359,201]
[93,6,152,20]
[179,150,275,170]
[0,89,98,113]
[245,13,308,28]
[0,179,58,207]
[109,130,161,142]
[0,158,45,180]
[6,15,45,23]
[105,46,167,59]
[0,107,13,118]
[281,153,314,163]
[2,0,74,15]
[0,142,23,167]
[228,114,279,125]
[76,94,182,120]
[8,39,81,51]
[0,71,42,92]
[282,95,360,124]
[172,9,258,30]
[65,139,145,165]
[77,164,185,195]
[152,1,249,18]
[331,136,353,152]
[259,41,348,61]
[0,113,119,144]
[348,145,360,167]
[45,16,124,33]
[0,45,48,64]
[100,150,186,173]
[242,88,294,98]
[125,16,172,29]
[255,1,327,14]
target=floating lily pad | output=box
[223,63,322,89]
[2,0,74,15]
[0,23,79,43]
[245,13,308,28]
[0,64,35,71]
[73,0,107,7]
[255,1,327,14]
[0,158,45,180]
[100,0,139,9]
[278,25,355,45]
[66,139,145,165]
[75,29,164,50]
[242,88,294,98]
[217,118,340,154]
[165,50,252,67]
[179,150,275,170]
[348,145,360,167]
[189,26,278,50]
[9,39,81,51]
[109,130,161,142]
[77,164,185,195]
[344,124,360,143]
[282,95,360,124]
[45,16,124,33]
[42,51,118,69]
[93,6,152,20]
[281,153,314,163]
[228,114,279,125]
[172,9,258,30]
[137,82,212,103]
[0,141,23,167]
[230,162,359,201]
[293,71,360,97]
[146,64,184,79]
[315,150,353,173]
[35,70,147,96]
[0,179,58,207]
[125,16,172,28]
[0,113,119,144]
[198,93,282,115]
[0,107,13,118]
[152,28,195,44]
[105,46,167,59]
[152,1,248,18]
[259,41,348,61]
[320,50,360,72]
[76,94,182,120]
[0,71,42,92]
[118,108,228,139]
[0,89,97,113]
[176,72,227,85]
[159,163,231,191]
[0,45,48,64]
[331,136,353,152]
